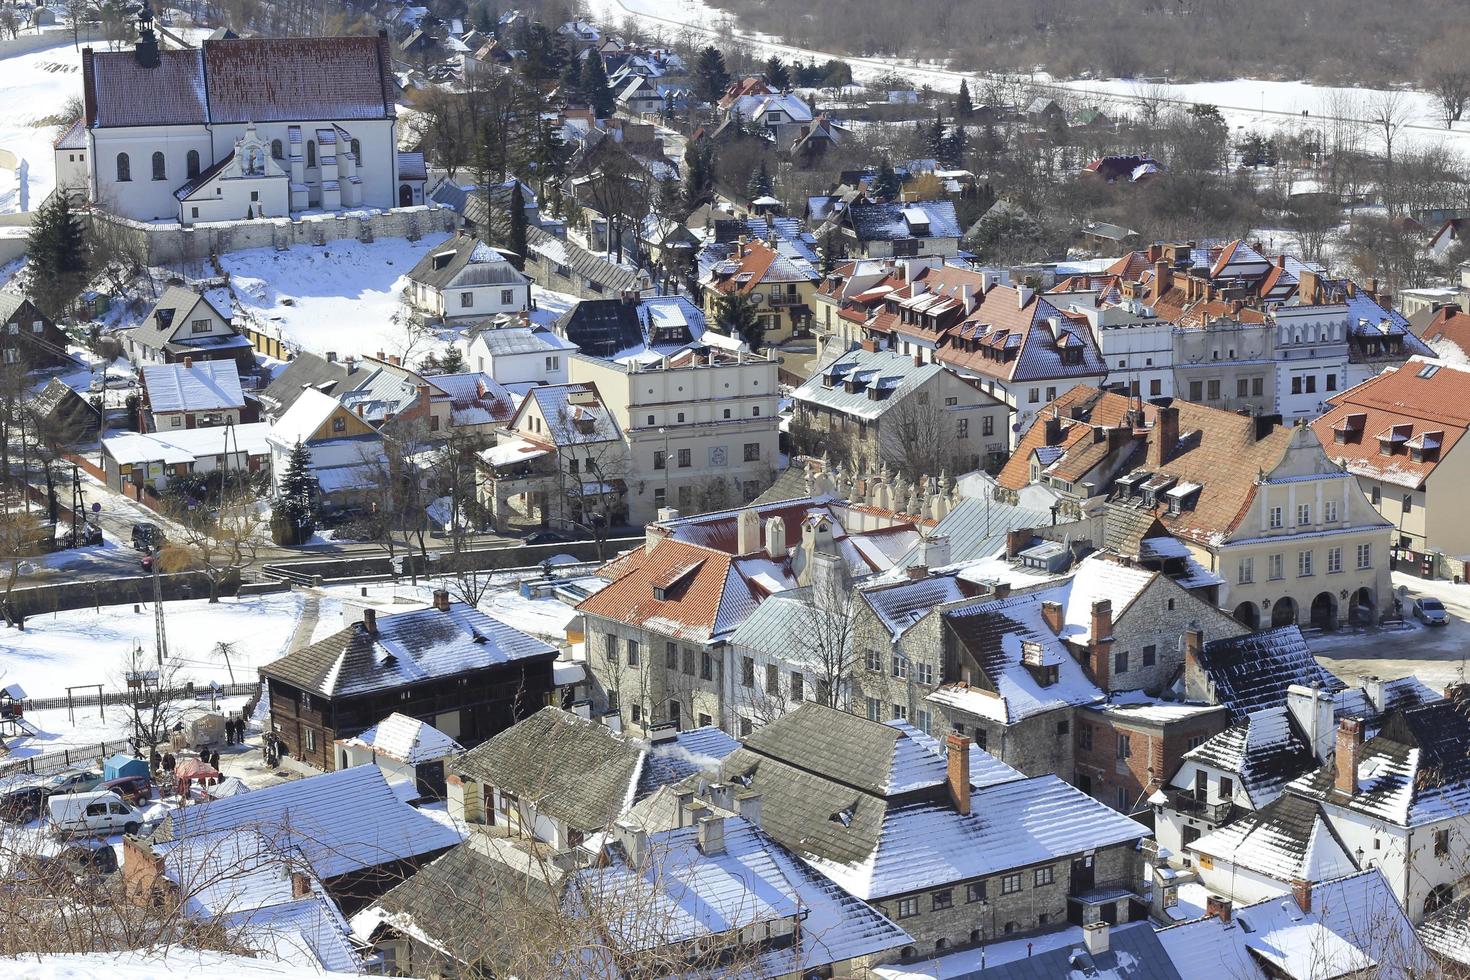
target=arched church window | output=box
[151,151,166,181]
[307,140,316,168]
[186,150,200,179]
[271,139,283,160]
[116,152,131,182]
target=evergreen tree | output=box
[580,51,615,118]
[954,79,974,119]
[693,46,731,104]
[507,180,529,272]
[716,291,764,350]
[819,229,842,277]
[683,138,715,211]
[942,124,967,168]
[275,440,317,543]
[26,192,86,315]
[924,109,948,161]
[559,53,585,102]
[764,55,790,91]
[872,157,901,201]
[528,115,568,205]
[439,345,466,373]
[746,159,774,202]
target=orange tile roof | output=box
[1309,361,1470,490]
[707,240,781,296]
[1000,387,1298,544]
[577,539,751,642]
[1422,308,1470,357]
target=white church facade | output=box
[73,11,424,225]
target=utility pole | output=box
[152,543,167,665]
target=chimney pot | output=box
[362,607,377,634]
[1083,921,1111,956]
[946,732,971,816]
[433,588,451,612]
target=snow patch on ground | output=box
[0,41,82,214]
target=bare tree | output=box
[877,393,956,486]
[160,485,267,603]
[114,641,185,756]
[1365,90,1413,211]
[552,404,627,561]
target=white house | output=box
[404,236,531,323]
[80,21,412,223]
[334,712,464,798]
[462,324,578,391]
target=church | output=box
[73,8,424,225]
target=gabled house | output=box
[265,386,383,510]
[711,703,1148,960]
[258,351,368,419]
[997,388,1392,628]
[258,589,559,769]
[0,295,75,370]
[404,235,531,323]
[102,421,272,494]
[125,286,252,369]
[1311,358,1470,566]
[838,200,962,260]
[334,711,464,800]
[139,359,250,432]
[462,323,577,389]
[700,238,820,344]
[524,225,652,300]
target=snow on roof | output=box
[1180,705,1315,808]
[1189,792,1355,885]
[141,361,244,413]
[154,766,463,880]
[1156,870,1430,980]
[337,712,464,765]
[804,774,1146,900]
[269,387,360,448]
[1058,556,1155,643]
[103,422,272,466]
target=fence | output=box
[20,681,260,714]
[0,740,133,782]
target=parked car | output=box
[47,790,142,837]
[0,785,50,823]
[43,770,105,795]
[58,843,119,876]
[131,522,164,551]
[98,775,152,805]
[1414,597,1449,626]
[526,529,570,545]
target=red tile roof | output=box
[1310,361,1470,490]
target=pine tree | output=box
[716,291,764,350]
[276,440,317,542]
[746,159,773,202]
[925,110,948,161]
[26,192,86,315]
[683,138,715,211]
[507,180,529,272]
[580,51,614,118]
[872,157,901,201]
[955,79,974,119]
[764,55,790,91]
[693,46,731,104]
[439,345,465,373]
[942,125,967,168]
[559,54,584,103]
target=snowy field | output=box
[0,40,83,213]
[10,950,370,980]
[0,592,312,700]
[208,235,579,365]
[589,0,1470,156]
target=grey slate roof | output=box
[1196,626,1343,721]
[527,225,646,295]
[1188,791,1354,883]
[1182,706,1316,808]
[259,601,556,699]
[896,496,1053,569]
[846,200,961,242]
[406,236,523,291]
[261,352,365,415]
[457,706,646,833]
[130,286,234,355]
[947,922,1182,980]
[471,325,576,356]
[791,346,950,421]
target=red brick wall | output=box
[1074,710,1228,813]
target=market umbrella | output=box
[174,758,220,782]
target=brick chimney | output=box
[1334,717,1364,797]
[1089,599,1114,687]
[1005,528,1034,558]
[291,871,312,899]
[1206,895,1233,923]
[1153,260,1172,299]
[122,835,167,905]
[1291,878,1312,913]
[362,607,377,635]
[1151,405,1179,468]
[182,355,193,369]
[946,733,971,815]
[1182,627,1208,701]
[1040,600,1064,635]
[432,588,451,612]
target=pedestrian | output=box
[208,748,220,771]
[162,752,176,776]
[149,748,162,776]
[225,718,235,745]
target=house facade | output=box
[404,236,531,324]
[80,27,409,223]
[125,286,252,369]
[0,295,74,370]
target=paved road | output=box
[1311,572,1470,690]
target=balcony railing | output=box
[1162,789,1232,823]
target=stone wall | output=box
[88,204,456,267]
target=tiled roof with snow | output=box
[338,712,464,765]
[259,600,557,699]
[1196,626,1343,722]
[153,766,462,878]
[1188,792,1355,884]
[791,345,952,422]
[1182,706,1317,808]
[103,422,271,466]
[141,361,244,413]
[846,200,961,242]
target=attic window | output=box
[1417,363,1441,379]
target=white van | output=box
[47,790,142,837]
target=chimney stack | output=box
[1286,684,1335,762]
[1291,878,1312,914]
[291,871,312,899]
[696,814,726,855]
[1153,260,1172,299]
[1090,599,1114,686]
[737,508,760,556]
[433,588,451,612]
[1082,921,1111,956]
[1182,627,1207,701]
[946,733,972,816]
[1206,895,1233,923]
[737,792,763,828]
[1006,528,1033,558]
[182,356,193,369]
[1334,717,1364,797]
[764,516,787,560]
[1152,405,1179,468]
[1040,600,1064,635]
[362,607,377,635]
